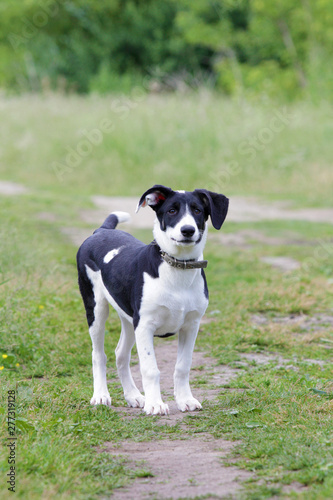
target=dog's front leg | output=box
[135,322,169,416]
[174,318,202,412]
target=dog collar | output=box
[160,250,208,270]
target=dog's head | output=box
[136,185,229,259]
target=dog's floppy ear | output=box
[136,185,174,213]
[194,189,229,230]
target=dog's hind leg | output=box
[115,317,145,408]
[79,268,111,406]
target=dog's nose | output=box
[181,225,195,238]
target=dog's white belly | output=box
[139,263,208,334]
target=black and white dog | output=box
[77,185,229,415]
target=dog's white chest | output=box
[139,262,208,335]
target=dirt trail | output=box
[84,194,333,230]
[104,436,251,500]
[112,337,240,423]
[2,181,331,227]
[62,195,333,260]
[101,338,252,500]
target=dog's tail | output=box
[99,211,131,230]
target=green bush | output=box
[0,0,332,99]
[89,63,144,94]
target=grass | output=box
[0,92,333,499]
[1,92,333,205]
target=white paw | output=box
[144,401,169,416]
[125,392,145,408]
[176,397,202,412]
[90,393,112,407]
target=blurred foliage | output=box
[0,0,332,99]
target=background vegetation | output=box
[0,0,332,99]
[0,1,333,498]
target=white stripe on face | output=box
[166,205,199,245]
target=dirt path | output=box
[83,195,333,230]
[61,195,333,262]
[103,437,250,500]
[112,337,241,424]
[2,180,331,227]
[100,338,253,499]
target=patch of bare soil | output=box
[279,482,309,497]
[252,312,333,333]
[0,180,29,195]
[103,436,252,500]
[260,256,301,272]
[210,229,310,249]
[37,212,58,222]
[60,226,93,247]
[86,195,156,229]
[239,352,305,372]
[228,197,333,225]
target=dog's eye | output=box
[193,208,201,215]
[168,208,177,215]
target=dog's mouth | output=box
[171,235,202,246]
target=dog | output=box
[77,185,229,415]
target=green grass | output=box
[1,93,333,205]
[1,93,333,499]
